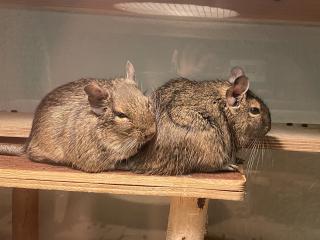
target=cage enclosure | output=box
[0,1,319,240]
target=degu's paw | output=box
[221,164,240,172]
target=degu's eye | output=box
[249,107,261,115]
[114,111,128,119]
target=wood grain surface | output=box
[0,112,32,138]
[166,197,208,240]
[0,155,245,200]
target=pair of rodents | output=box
[0,63,271,175]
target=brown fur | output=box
[118,73,271,175]
[0,63,156,172]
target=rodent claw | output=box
[221,164,240,172]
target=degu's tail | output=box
[0,143,25,156]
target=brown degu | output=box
[118,67,271,175]
[0,61,156,172]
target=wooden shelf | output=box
[0,155,245,200]
[0,0,320,25]
[264,124,320,153]
[0,112,32,138]
[0,112,319,153]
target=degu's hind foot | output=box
[221,164,240,172]
[27,153,57,164]
[26,146,64,165]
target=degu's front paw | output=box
[221,164,240,172]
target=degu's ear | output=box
[125,60,135,83]
[226,76,250,107]
[228,66,245,83]
[84,83,110,115]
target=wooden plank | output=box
[0,0,320,25]
[0,156,245,191]
[1,178,243,201]
[0,156,245,201]
[0,112,32,138]
[12,188,39,240]
[0,112,319,152]
[262,124,320,153]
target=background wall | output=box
[0,8,320,240]
[0,8,320,122]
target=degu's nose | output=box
[263,115,272,134]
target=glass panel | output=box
[0,8,319,123]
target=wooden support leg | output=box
[12,188,39,240]
[166,197,208,240]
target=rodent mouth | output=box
[135,142,146,152]
[242,132,266,148]
[265,124,271,134]
[144,133,155,142]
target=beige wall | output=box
[0,8,320,123]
